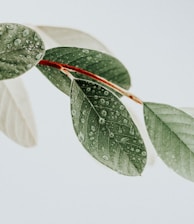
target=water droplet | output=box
[72,110,76,116]
[119,105,125,110]
[91,126,96,131]
[82,110,86,115]
[34,34,39,41]
[87,56,92,60]
[81,118,85,123]
[142,158,146,164]
[141,151,147,157]
[26,64,32,69]
[99,117,105,125]
[35,53,42,60]
[130,128,135,135]
[101,110,107,117]
[109,132,114,138]
[6,24,14,30]
[23,29,30,37]
[78,132,84,143]
[99,98,105,105]
[7,44,12,49]
[123,119,128,124]
[86,87,91,92]
[89,131,93,136]
[82,49,89,53]
[14,38,21,46]
[97,53,102,58]
[136,148,140,153]
[120,137,129,144]
[102,155,109,161]
[104,91,109,96]
[118,128,123,134]
[94,95,98,99]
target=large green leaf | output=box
[0,23,45,80]
[144,102,194,181]
[71,79,146,176]
[37,47,131,96]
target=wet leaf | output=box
[37,47,131,96]
[0,78,37,147]
[144,102,194,181]
[71,79,146,176]
[0,23,45,80]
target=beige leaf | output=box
[0,78,37,147]
[28,25,110,53]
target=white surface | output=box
[1,0,194,223]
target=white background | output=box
[1,0,194,223]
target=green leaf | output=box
[70,79,147,176]
[37,47,131,96]
[0,23,45,80]
[144,102,194,181]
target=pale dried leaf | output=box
[29,25,110,53]
[0,78,37,147]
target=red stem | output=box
[38,59,143,104]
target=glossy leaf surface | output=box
[71,79,146,176]
[37,47,131,96]
[0,23,45,80]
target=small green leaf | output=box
[71,79,146,176]
[144,102,194,181]
[37,47,131,96]
[0,23,45,80]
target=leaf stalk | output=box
[38,59,143,104]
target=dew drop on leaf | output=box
[119,105,124,110]
[141,151,147,157]
[91,126,96,131]
[104,90,109,96]
[101,109,107,117]
[6,24,14,30]
[99,117,105,125]
[35,53,43,60]
[109,132,114,138]
[102,155,109,161]
[26,64,32,69]
[120,137,129,144]
[14,38,22,46]
[23,29,30,37]
[100,98,106,105]
[78,132,85,143]
[72,109,76,116]
[86,87,91,92]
